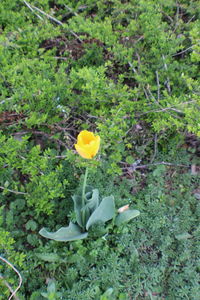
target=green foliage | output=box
[0,207,26,299]
[0,0,200,299]
[41,280,62,300]
[0,0,199,175]
[40,162,139,242]
[0,134,68,214]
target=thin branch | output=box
[150,133,158,163]
[47,155,68,159]
[172,44,198,57]
[0,256,22,300]
[23,0,43,20]
[160,10,173,23]
[30,130,69,148]
[122,161,190,171]
[146,85,157,103]
[64,4,79,16]
[85,113,100,119]
[128,61,149,100]
[162,55,171,94]
[53,56,68,60]
[23,1,82,43]
[155,71,160,101]
[134,35,144,44]
[0,275,20,300]
[173,2,180,33]
[138,106,183,116]
[137,100,196,117]
[186,15,195,25]
[135,161,190,169]
[27,2,63,25]
[0,186,27,195]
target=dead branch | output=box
[0,256,22,300]
[0,186,27,195]
[23,1,82,43]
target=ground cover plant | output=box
[0,0,200,299]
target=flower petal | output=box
[75,130,100,159]
[78,130,95,145]
[75,144,92,159]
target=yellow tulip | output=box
[75,130,100,159]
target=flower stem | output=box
[82,167,88,206]
[81,167,88,226]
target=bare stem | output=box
[122,161,190,171]
[23,0,82,42]
[0,256,22,300]
[0,186,27,195]
[155,71,160,101]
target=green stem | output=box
[82,167,88,207]
[81,167,88,226]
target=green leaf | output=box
[115,209,140,226]
[25,220,38,231]
[39,222,88,242]
[175,232,192,240]
[83,189,100,224]
[73,188,100,228]
[85,189,99,211]
[72,194,83,228]
[86,195,115,230]
[36,253,60,262]
[41,292,48,298]
[47,280,56,293]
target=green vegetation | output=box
[0,0,199,299]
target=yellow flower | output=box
[75,130,100,159]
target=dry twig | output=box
[0,256,22,300]
[162,55,171,94]
[172,44,199,57]
[150,133,158,163]
[155,71,160,101]
[136,100,196,117]
[122,161,190,172]
[0,186,27,195]
[23,0,82,42]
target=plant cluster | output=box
[0,0,199,299]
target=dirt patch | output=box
[40,36,108,60]
[0,111,25,125]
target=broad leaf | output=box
[85,189,99,211]
[175,232,192,240]
[81,189,100,224]
[72,194,83,227]
[73,189,100,228]
[115,209,140,226]
[36,253,60,262]
[39,222,88,241]
[86,195,115,230]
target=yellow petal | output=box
[78,130,95,145]
[89,136,100,157]
[75,130,100,159]
[75,144,92,159]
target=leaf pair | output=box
[39,188,115,242]
[39,187,140,242]
[72,187,100,229]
